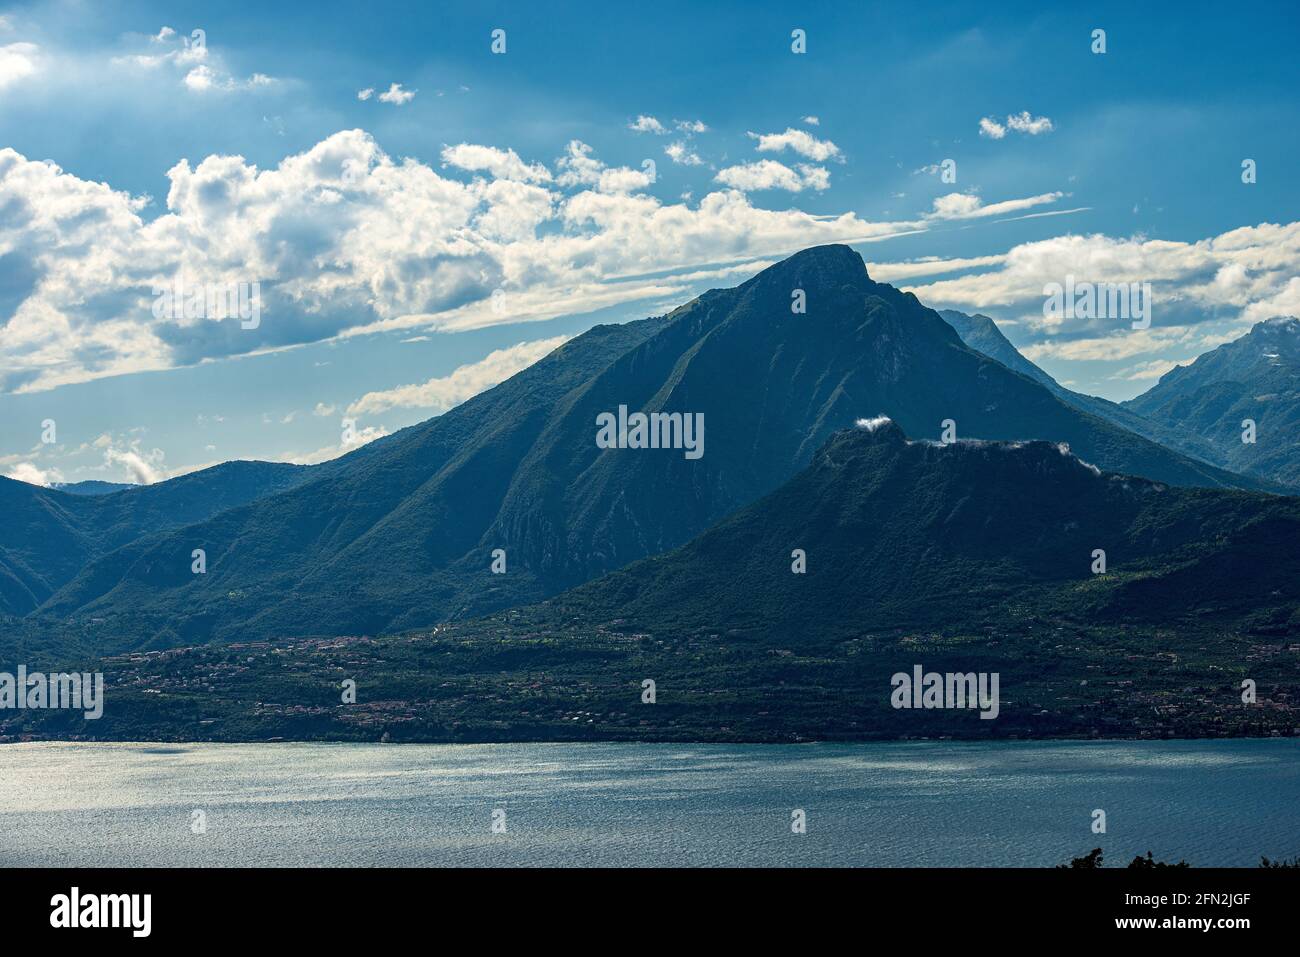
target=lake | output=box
[0,739,1295,866]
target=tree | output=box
[1058,848,1104,869]
[1127,851,1189,869]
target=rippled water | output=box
[0,740,1295,866]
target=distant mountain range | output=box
[938,310,1228,474]
[9,244,1276,656]
[939,308,1300,491]
[1124,316,1300,487]
[0,460,313,618]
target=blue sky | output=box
[1,0,1298,485]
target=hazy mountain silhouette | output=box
[938,308,1227,477]
[50,480,135,496]
[1125,317,1300,487]
[0,461,316,616]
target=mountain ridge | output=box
[1125,316,1300,486]
[13,245,1284,653]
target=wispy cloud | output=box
[347,336,568,416]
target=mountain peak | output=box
[742,243,871,292]
[1251,315,1300,348]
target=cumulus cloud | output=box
[748,128,842,162]
[802,116,819,126]
[347,336,567,416]
[1006,111,1055,135]
[440,143,551,183]
[357,87,373,101]
[554,139,655,193]
[4,461,63,486]
[674,119,708,133]
[714,160,829,192]
[0,129,1041,394]
[664,141,703,166]
[628,115,667,134]
[904,224,1300,377]
[377,82,415,104]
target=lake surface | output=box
[0,739,1295,866]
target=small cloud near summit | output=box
[855,415,893,432]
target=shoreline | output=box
[3,733,1296,748]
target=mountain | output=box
[50,481,135,496]
[1124,317,1300,487]
[551,419,1300,638]
[26,245,1275,652]
[938,309,1226,473]
[938,309,1060,390]
[0,460,315,617]
[23,421,1298,743]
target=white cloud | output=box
[182,64,220,91]
[714,160,829,193]
[867,254,1009,283]
[357,87,374,101]
[0,129,978,393]
[441,143,551,183]
[101,437,166,484]
[905,224,1300,366]
[281,422,390,465]
[110,29,274,93]
[1006,111,1055,135]
[4,461,63,486]
[377,82,415,105]
[674,119,708,133]
[748,128,842,162]
[1114,358,1186,381]
[628,115,667,134]
[0,41,39,89]
[802,116,819,126]
[555,140,654,193]
[347,336,568,416]
[796,164,831,191]
[1021,328,1199,364]
[855,415,892,432]
[980,111,1054,139]
[664,142,703,166]
[313,402,336,417]
[928,191,1063,220]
